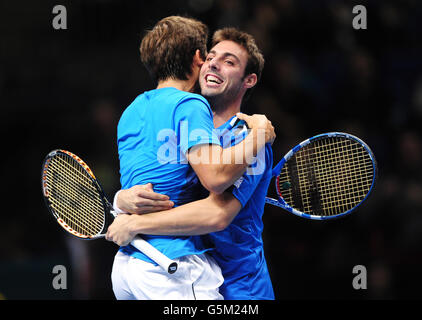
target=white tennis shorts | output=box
[111,251,224,300]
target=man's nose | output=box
[209,59,219,70]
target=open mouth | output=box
[205,74,223,85]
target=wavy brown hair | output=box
[140,16,208,82]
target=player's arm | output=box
[106,191,242,246]
[113,183,174,214]
[188,113,275,194]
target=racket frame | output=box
[42,149,113,239]
[41,149,178,274]
[266,132,377,220]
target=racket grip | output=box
[130,236,178,274]
[110,208,178,274]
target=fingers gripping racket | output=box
[265,132,377,220]
[41,149,178,274]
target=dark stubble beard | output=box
[202,80,244,113]
[204,93,226,113]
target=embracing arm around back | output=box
[106,191,242,246]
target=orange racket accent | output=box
[57,218,90,239]
[60,149,96,180]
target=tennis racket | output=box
[265,132,377,220]
[41,149,178,274]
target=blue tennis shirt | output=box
[117,88,274,299]
[117,87,221,262]
[209,116,275,300]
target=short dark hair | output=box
[140,16,208,82]
[212,28,264,81]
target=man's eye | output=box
[225,60,234,65]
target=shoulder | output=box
[176,91,210,109]
[121,91,149,114]
[174,91,212,117]
[118,93,146,124]
[131,88,210,111]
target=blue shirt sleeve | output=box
[231,144,273,207]
[174,95,221,155]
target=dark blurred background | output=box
[0,0,421,300]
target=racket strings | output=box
[46,156,104,234]
[311,138,372,214]
[44,154,105,236]
[47,156,105,235]
[278,137,374,216]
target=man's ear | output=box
[193,49,205,67]
[243,73,257,89]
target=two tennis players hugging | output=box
[105,15,276,300]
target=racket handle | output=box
[130,236,178,274]
[110,208,178,274]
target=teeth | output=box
[206,75,222,84]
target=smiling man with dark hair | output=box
[108,26,276,300]
[106,17,275,300]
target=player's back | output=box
[118,87,209,204]
[117,87,220,262]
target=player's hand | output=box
[105,214,135,246]
[116,184,174,214]
[236,112,276,145]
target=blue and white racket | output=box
[265,132,377,220]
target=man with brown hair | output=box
[139,16,208,83]
[107,16,274,300]
[108,27,276,300]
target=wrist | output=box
[113,190,127,214]
[128,214,144,237]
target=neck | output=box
[212,100,242,128]
[157,77,197,93]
